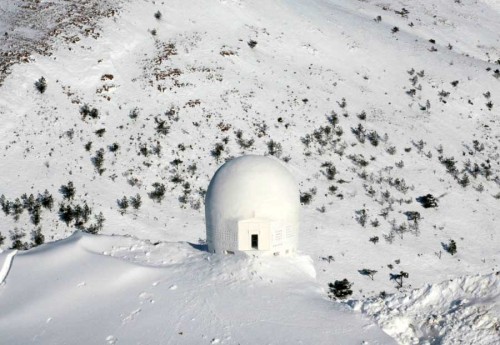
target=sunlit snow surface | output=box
[0,233,394,344]
[0,0,499,343]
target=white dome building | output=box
[205,155,300,256]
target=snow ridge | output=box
[0,250,17,284]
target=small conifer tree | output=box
[328,279,353,299]
[130,194,142,210]
[445,239,457,255]
[35,77,47,93]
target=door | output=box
[251,234,259,249]
[238,218,271,251]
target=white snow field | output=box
[0,232,394,344]
[0,0,499,343]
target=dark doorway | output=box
[251,234,258,249]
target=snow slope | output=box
[355,272,500,344]
[0,232,394,344]
[0,0,499,343]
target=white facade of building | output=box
[205,155,300,255]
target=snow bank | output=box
[0,233,394,344]
[353,272,500,344]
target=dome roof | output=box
[205,155,300,223]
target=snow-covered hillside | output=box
[0,0,499,343]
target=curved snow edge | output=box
[0,250,18,285]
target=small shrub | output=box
[416,194,438,208]
[367,131,379,146]
[11,198,24,221]
[10,228,28,250]
[85,212,105,234]
[359,269,377,280]
[406,89,416,97]
[386,146,397,155]
[95,128,106,137]
[91,149,106,175]
[0,195,9,215]
[31,227,45,247]
[235,130,254,149]
[317,205,326,213]
[355,209,367,227]
[472,140,484,152]
[108,143,120,153]
[348,154,369,167]
[438,90,450,98]
[29,204,41,225]
[37,190,54,210]
[59,181,76,200]
[390,271,409,288]
[266,140,282,157]
[170,159,183,168]
[328,185,338,194]
[300,188,316,205]
[328,279,353,299]
[130,194,142,210]
[73,202,92,228]
[443,239,457,255]
[404,211,421,223]
[369,236,379,244]
[439,156,458,176]
[154,10,162,19]
[187,163,197,175]
[211,142,225,161]
[413,139,426,152]
[149,182,166,203]
[155,117,169,135]
[80,104,99,120]
[35,77,47,93]
[388,177,410,194]
[117,196,129,215]
[458,174,470,188]
[321,162,337,180]
[327,112,339,126]
[58,204,75,226]
[321,255,335,263]
[129,108,139,119]
[248,40,257,48]
[351,124,366,143]
[170,174,184,184]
